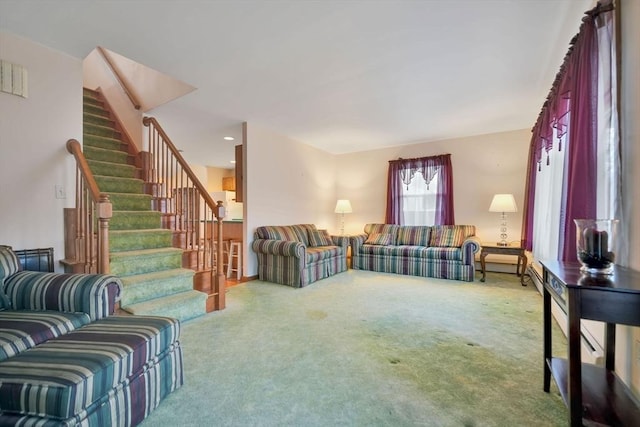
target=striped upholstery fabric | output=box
[0,246,20,310]
[430,225,476,247]
[0,315,181,420]
[364,233,393,245]
[253,225,348,287]
[0,339,183,427]
[397,226,432,246]
[364,224,400,245]
[306,246,343,262]
[0,310,91,361]
[352,225,480,282]
[291,224,316,246]
[4,271,123,321]
[308,229,334,247]
[255,226,302,242]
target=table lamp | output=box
[489,194,517,246]
[334,199,352,236]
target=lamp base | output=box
[497,241,508,247]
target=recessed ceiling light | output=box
[224,136,235,141]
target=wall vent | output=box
[0,59,28,98]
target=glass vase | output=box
[574,219,618,275]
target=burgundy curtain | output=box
[385,154,454,225]
[521,1,608,260]
[521,136,538,251]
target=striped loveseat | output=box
[0,246,183,426]
[351,224,481,281]
[252,224,349,287]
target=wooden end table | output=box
[479,244,527,285]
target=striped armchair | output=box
[0,245,183,426]
[252,224,349,287]
[351,224,481,281]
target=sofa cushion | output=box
[0,315,180,419]
[397,226,432,246]
[0,310,91,361]
[429,225,476,247]
[0,246,20,310]
[308,229,334,247]
[306,246,343,263]
[364,224,399,245]
[291,224,316,246]
[365,233,393,246]
[425,246,463,261]
[256,225,301,242]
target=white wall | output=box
[335,129,530,243]
[83,49,143,150]
[0,31,81,269]
[245,123,337,276]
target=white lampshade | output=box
[489,194,518,213]
[334,199,353,214]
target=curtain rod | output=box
[532,0,615,131]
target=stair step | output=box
[83,88,100,98]
[110,210,161,230]
[110,228,173,252]
[94,175,143,194]
[84,122,121,139]
[110,247,183,277]
[84,145,131,164]
[84,103,110,118]
[83,134,124,151]
[108,192,153,211]
[84,112,115,128]
[87,160,137,179]
[119,268,195,307]
[83,94,102,107]
[121,290,208,323]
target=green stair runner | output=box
[83,88,207,322]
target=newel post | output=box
[97,194,112,274]
[214,200,226,310]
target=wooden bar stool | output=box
[227,240,242,280]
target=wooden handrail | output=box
[66,138,112,274]
[97,46,141,110]
[143,117,227,310]
[143,117,218,210]
[66,139,102,200]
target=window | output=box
[386,154,454,225]
[402,171,439,225]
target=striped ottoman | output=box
[0,315,183,426]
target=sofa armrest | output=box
[461,236,482,265]
[3,272,123,321]
[350,234,368,254]
[252,239,305,258]
[330,235,349,250]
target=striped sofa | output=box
[0,246,183,426]
[351,224,481,281]
[252,224,349,287]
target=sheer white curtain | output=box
[532,131,567,262]
[595,10,624,257]
[402,171,439,226]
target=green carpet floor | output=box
[141,270,568,427]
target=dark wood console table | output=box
[541,260,640,426]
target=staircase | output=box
[82,88,207,322]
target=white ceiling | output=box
[1,0,593,168]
